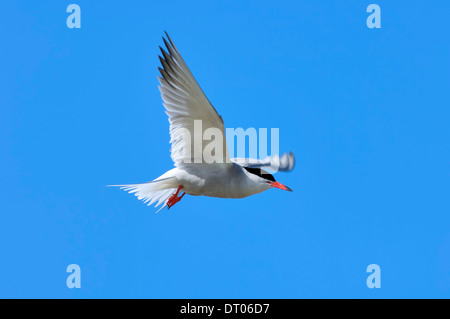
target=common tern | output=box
[112,32,295,211]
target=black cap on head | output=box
[243,167,276,182]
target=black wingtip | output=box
[162,31,169,44]
[162,37,171,52]
[163,31,177,51]
[161,32,171,50]
[164,31,173,43]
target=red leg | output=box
[167,185,185,209]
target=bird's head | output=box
[243,167,292,192]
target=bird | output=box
[111,32,295,212]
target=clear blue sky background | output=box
[1,1,449,298]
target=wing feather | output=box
[158,32,230,166]
[231,152,295,172]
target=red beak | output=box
[269,182,293,192]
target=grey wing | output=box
[231,152,295,172]
[158,32,231,166]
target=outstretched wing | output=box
[231,152,295,172]
[158,32,230,166]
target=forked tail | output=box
[109,176,178,212]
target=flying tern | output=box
[112,32,295,211]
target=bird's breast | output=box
[176,164,267,198]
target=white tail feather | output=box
[109,176,178,211]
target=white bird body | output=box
[112,32,295,211]
[169,164,271,198]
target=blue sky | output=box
[1,0,449,298]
